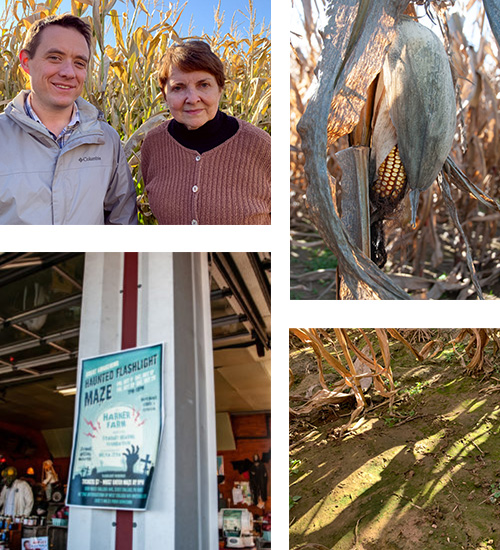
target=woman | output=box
[141,41,270,225]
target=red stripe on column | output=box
[122,252,139,349]
[115,252,139,550]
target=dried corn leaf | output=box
[292,328,352,379]
[325,0,401,143]
[439,173,484,299]
[290,387,353,416]
[346,331,385,375]
[335,328,367,406]
[386,328,424,360]
[371,79,397,174]
[375,328,391,370]
[352,353,373,391]
[452,328,491,373]
[444,156,500,213]
[419,339,444,359]
[123,112,168,158]
[325,329,395,397]
[319,329,396,397]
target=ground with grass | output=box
[290,216,500,300]
[289,341,500,549]
[290,242,337,300]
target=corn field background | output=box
[0,0,271,224]
[291,0,500,299]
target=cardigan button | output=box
[191,219,198,225]
[195,155,201,161]
[192,185,199,193]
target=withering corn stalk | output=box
[451,328,500,375]
[297,0,500,299]
[289,328,423,437]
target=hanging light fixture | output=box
[55,384,77,396]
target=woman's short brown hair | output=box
[158,41,225,91]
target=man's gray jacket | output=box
[0,91,138,224]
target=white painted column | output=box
[169,253,218,550]
[67,253,217,550]
[131,252,176,550]
[67,252,123,550]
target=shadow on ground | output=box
[290,357,500,550]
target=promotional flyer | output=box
[21,537,48,550]
[67,343,164,510]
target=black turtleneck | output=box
[167,110,239,154]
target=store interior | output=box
[0,253,271,550]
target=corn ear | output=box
[376,17,456,225]
[372,145,406,200]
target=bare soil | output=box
[290,342,500,549]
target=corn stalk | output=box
[289,328,418,436]
[297,0,411,299]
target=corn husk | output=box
[373,17,456,225]
[484,0,500,49]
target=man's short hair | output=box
[158,41,225,91]
[22,14,92,58]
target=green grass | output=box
[306,248,338,271]
[289,494,302,510]
[488,482,500,503]
[397,380,427,398]
[383,416,398,427]
[290,458,302,475]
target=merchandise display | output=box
[0,513,68,550]
[217,448,271,549]
[0,462,68,550]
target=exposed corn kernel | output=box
[372,145,407,200]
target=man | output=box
[0,466,34,516]
[0,14,137,224]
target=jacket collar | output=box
[5,91,105,148]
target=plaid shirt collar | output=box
[24,92,80,148]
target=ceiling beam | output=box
[211,313,247,328]
[0,253,81,288]
[211,253,270,352]
[0,294,82,328]
[0,327,80,356]
[0,365,77,387]
[247,253,271,310]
